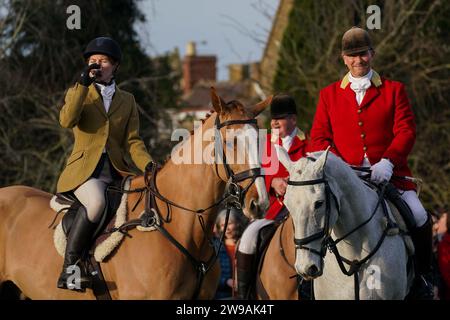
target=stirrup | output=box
[408,274,434,300]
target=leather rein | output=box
[106,114,262,299]
[287,171,398,300]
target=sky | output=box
[137,0,279,81]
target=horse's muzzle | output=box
[299,264,323,280]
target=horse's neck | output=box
[327,160,384,258]
[153,132,225,250]
[157,160,224,209]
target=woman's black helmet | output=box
[83,37,122,62]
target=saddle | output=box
[50,176,133,263]
[248,210,288,300]
[383,182,417,231]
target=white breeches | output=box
[238,219,274,255]
[399,189,428,227]
[74,157,113,223]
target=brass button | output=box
[357,109,362,114]
[363,146,367,151]
[358,121,363,126]
[361,133,365,139]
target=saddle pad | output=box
[52,177,149,262]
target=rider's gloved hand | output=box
[78,63,101,87]
[370,158,394,183]
[145,161,154,173]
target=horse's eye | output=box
[314,200,324,210]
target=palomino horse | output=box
[0,88,270,299]
[276,147,412,299]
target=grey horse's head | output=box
[276,146,340,280]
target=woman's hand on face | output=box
[79,63,101,87]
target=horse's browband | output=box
[287,178,326,186]
[216,118,257,129]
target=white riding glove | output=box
[370,158,394,183]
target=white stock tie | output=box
[349,70,372,105]
[96,82,116,113]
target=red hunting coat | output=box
[309,71,416,190]
[263,129,308,220]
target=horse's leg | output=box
[259,220,298,300]
[0,186,96,299]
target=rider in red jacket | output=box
[263,127,308,220]
[309,27,432,299]
[235,94,308,299]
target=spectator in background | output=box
[432,209,448,243]
[437,209,450,299]
[214,208,249,299]
[431,209,447,299]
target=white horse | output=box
[276,146,413,299]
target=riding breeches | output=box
[73,155,114,223]
[399,189,428,227]
[238,219,274,255]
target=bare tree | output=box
[0,0,180,192]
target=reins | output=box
[103,113,262,299]
[288,167,399,300]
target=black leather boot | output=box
[235,251,255,299]
[408,216,434,300]
[57,207,97,291]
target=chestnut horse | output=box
[245,188,299,300]
[0,89,270,299]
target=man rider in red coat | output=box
[309,27,433,299]
[235,94,308,299]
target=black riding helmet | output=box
[83,37,122,63]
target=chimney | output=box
[228,63,250,83]
[186,41,196,56]
[182,41,217,95]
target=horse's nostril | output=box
[250,200,256,210]
[307,265,319,277]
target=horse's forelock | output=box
[223,100,251,117]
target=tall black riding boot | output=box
[408,215,434,300]
[57,207,97,291]
[235,251,255,300]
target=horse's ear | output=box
[248,95,273,117]
[210,87,227,114]
[274,144,294,174]
[314,146,331,173]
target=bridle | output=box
[105,111,262,299]
[287,166,397,300]
[288,176,337,259]
[213,113,262,209]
